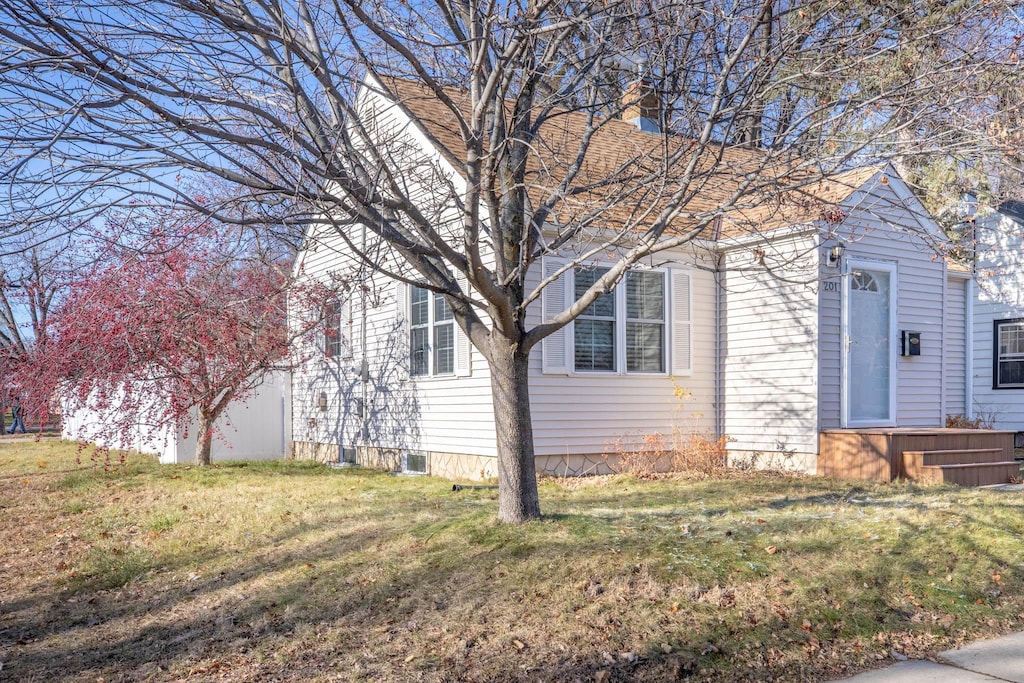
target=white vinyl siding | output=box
[818,176,949,429]
[530,249,716,457]
[972,210,1024,428]
[720,232,819,458]
[943,276,968,417]
[288,82,496,462]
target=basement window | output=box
[403,450,428,474]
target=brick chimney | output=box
[622,80,660,133]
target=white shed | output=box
[61,371,291,464]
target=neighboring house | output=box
[970,200,1024,440]
[290,77,978,481]
[62,371,291,464]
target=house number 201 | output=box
[823,281,839,292]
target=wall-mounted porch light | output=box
[318,391,328,412]
[826,242,845,268]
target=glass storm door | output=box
[844,263,896,426]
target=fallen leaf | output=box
[37,460,47,468]
[756,518,767,524]
[765,545,777,554]
[512,639,525,650]
[801,618,812,631]
[660,642,672,654]
[992,573,1002,586]
[670,602,680,612]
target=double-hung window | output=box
[573,267,666,373]
[994,318,1024,389]
[323,299,344,358]
[410,286,454,377]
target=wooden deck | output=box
[818,428,1020,486]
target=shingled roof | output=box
[370,77,879,241]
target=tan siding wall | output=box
[944,276,968,418]
[818,182,950,428]
[528,247,718,458]
[721,233,819,462]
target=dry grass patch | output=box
[1,441,1023,682]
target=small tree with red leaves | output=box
[25,220,328,465]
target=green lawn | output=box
[1,439,1022,682]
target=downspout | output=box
[966,278,974,419]
[940,269,948,424]
[714,250,725,443]
[358,220,370,461]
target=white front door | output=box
[843,261,897,426]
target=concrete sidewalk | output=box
[826,631,1024,682]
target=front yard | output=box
[1,439,1023,682]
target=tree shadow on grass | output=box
[3,476,1024,681]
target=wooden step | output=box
[902,448,1009,479]
[904,448,1007,468]
[919,461,1021,487]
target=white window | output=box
[994,319,1024,389]
[410,286,454,377]
[323,298,346,358]
[572,267,666,373]
[403,450,428,474]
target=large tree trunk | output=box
[195,408,213,466]
[489,338,541,523]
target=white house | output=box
[289,77,1004,484]
[62,371,291,464]
[970,200,1024,441]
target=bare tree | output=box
[0,0,1021,520]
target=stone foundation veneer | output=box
[356,447,625,480]
[290,441,340,464]
[292,441,817,479]
[727,449,817,475]
[534,453,622,477]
